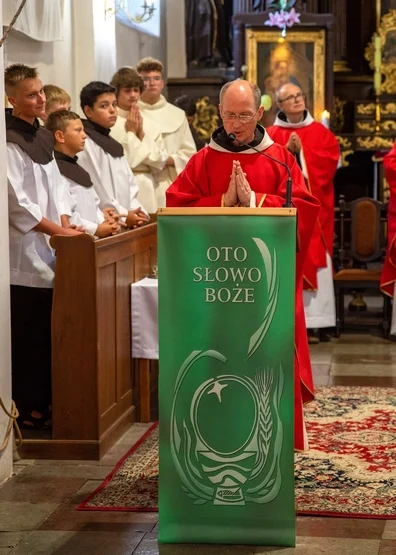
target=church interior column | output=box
[71,0,116,106]
[166,0,186,77]
[0,1,13,484]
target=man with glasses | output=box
[267,83,340,344]
[136,57,196,210]
[166,79,320,451]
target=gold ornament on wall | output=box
[192,97,219,141]
[365,9,396,95]
[335,136,353,167]
[357,102,396,116]
[357,120,396,133]
[357,136,394,149]
[332,96,346,133]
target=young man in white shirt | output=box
[5,64,80,429]
[110,67,167,214]
[136,57,196,207]
[77,81,149,229]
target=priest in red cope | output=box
[166,79,320,450]
[267,83,340,343]
[380,142,396,334]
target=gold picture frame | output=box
[246,29,326,125]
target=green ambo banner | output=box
[158,209,296,547]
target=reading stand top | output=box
[158,208,297,217]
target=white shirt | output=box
[138,95,196,186]
[62,175,105,236]
[77,136,146,215]
[7,143,69,288]
[110,107,167,173]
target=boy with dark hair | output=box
[110,67,167,213]
[5,63,80,428]
[77,81,149,228]
[46,109,120,237]
[136,57,196,207]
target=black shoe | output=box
[319,328,335,342]
[308,329,320,344]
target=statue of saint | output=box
[185,0,232,68]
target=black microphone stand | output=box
[227,133,293,208]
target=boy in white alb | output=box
[46,109,120,237]
[77,81,149,229]
[5,64,81,429]
[110,67,167,214]
[136,57,196,207]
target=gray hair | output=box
[219,80,262,110]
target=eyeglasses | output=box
[278,92,305,103]
[222,111,258,123]
[142,76,162,83]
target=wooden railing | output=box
[19,224,157,460]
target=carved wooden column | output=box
[331,0,349,71]
[233,0,253,12]
[346,0,376,73]
[303,0,319,10]
[233,20,245,78]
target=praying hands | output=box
[223,160,252,207]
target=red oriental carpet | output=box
[77,387,396,518]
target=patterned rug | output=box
[77,387,396,518]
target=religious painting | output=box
[246,29,326,126]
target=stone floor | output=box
[1,332,396,554]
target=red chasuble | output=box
[267,114,339,290]
[166,127,320,450]
[380,143,396,296]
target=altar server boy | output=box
[5,64,80,429]
[77,81,149,228]
[46,109,121,237]
[42,84,71,123]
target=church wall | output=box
[0,2,13,484]
[4,0,74,105]
[115,19,164,71]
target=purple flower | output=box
[264,7,301,29]
[285,8,301,26]
[264,11,284,28]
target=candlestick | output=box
[374,34,382,70]
[374,71,382,96]
[321,110,330,129]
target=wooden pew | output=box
[18,223,157,460]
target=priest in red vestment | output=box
[166,79,320,450]
[380,143,396,333]
[267,83,340,344]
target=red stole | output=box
[267,121,339,290]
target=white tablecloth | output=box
[131,277,158,359]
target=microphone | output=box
[227,133,293,208]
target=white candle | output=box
[321,110,330,128]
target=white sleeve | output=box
[78,139,127,215]
[124,131,168,171]
[170,118,197,175]
[7,144,43,234]
[127,163,148,215]
[70,213,98,236]
[55,174,73,217]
